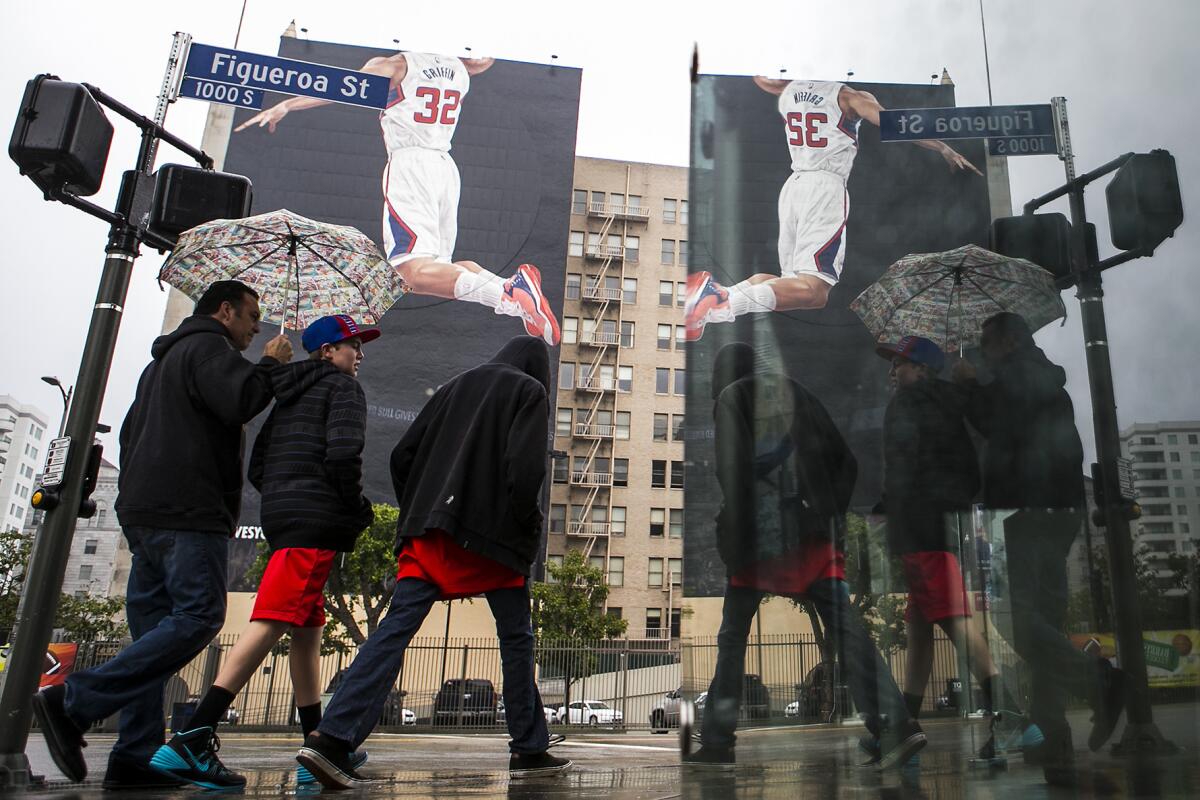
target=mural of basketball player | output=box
[684,78,982,341]
[237,51,561,345]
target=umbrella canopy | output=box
[849,243,1066,353]
[159,209,404,330]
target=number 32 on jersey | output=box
[413,87,461,125]
[787,112,829,148]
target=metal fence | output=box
[54,628,1028,734]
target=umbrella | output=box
[849,243,1067,354]
[159,209,404,330]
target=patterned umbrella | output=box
[159,209,404,330]
[850,244,1066,353]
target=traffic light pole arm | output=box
[1023,152,1133,215]
[82,83,213,170]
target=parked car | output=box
[544,705,558,725]
[650,674,769,730]
[433,678,498,727]
[323,669,411,726]
[559,700,623,726]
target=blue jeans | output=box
[64,527,228,762]
[701,578,910,749]
[320,578,550,754]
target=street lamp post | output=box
[40,377,72,439]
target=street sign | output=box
[880,104,1055,143]
[179,77,263,110]
[987,134,1059,157]
[183,42,388,110]
[40,437,71,488]
[1116,456,1138,500]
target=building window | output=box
[653,413,669,442]
[670,460,684,489]
[1190,434,1199,445]
[589,555,605,575]
[668,558,682,586]
[628,194,643,213]
[78,564,92,581]
[623,277,638,303]
[659,281,673,306]
[611,506,626,536]
[674,369,686,396]
[546,554,564,583]
[672,414,685,442]
[626,235,640,263]
[565,273,581,299]
[650,508,665,537]
[568,231,584,257]
[671,608,682,638]
[553,458,569,484]
[1173,469,1184,480]
[608,556,624,587]
[610,192,625,209]
[1171,452,1181,462]
[1192,452,1200,462]
[663,198,677,224]
[674,326,687,350]
[661,239,675,265]
[652,461,667,489]
[615,411,631,440]
[550,504,566,534]
[657,324,672,350]
[646,608,662,637]
[607,606,623,619]
[648,558,664,588]
[84,539,98,555]
[614,458,629,487]
[590,190,605,211]
[559,361,575,390]
[669,509,683,538]
[1178,505,1189,516]
[1140,437,1156,445]
[679,240,688,267]
[1182,523,1191,534]
[677,282,687,307]
[680,199,688,225]
[33,427,43,441]
[656,368,670,394]
[556,408,572,438]
[620,321,636,348]
[572,189,587,214]
[618,366,633,393]
[562,317,578,345]
[1168,434,1179,445]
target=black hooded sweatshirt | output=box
[710,343,858,576]
[962,343,1085,510]
[248,360,374,551]
[389,336,550,575]
[115,315,278,534]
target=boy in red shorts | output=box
[150,315,379,788]
[877,336,1040,759]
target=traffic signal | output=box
[1106,150,1184,252]
[9,75,113,196]
[991,213,1097,289]
[149,164,253,237]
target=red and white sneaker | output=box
[683,271,730,341]
[502,264,561,346]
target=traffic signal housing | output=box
[991,213,1098,289]
[1106,150,1184,252]
[9,75,113,197]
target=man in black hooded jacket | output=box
[32,280,291,789]
[955,312,1126,784]
[297,336,569,789]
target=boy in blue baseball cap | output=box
[151,315,380,788]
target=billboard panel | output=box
[684,76,992,597]
[218,38,580,588]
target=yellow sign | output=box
[1072,631,1200,688]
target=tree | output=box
[1068,541,1196,633]
[248,503,398,655]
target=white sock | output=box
[453,268,505,309]
[728,281,777,318]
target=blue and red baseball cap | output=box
[876,335,945,372]
[301,314,382,353]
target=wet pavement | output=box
[14,705,1199,798]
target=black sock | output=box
[903,692,924,720]
[298,702,322,738]
[188,686,236,732]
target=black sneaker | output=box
[877,722,927,770]
[547,733,566,748]
[149,727,246,789]
[682,746,735,769]
[509,752,572,777]
[1088,661,1127,751]
[103,753,186,791]
[31,685,88,782]
[297,733,371,790]
[857,735,882,766]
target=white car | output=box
[402,708,417,726]
[785,701,800,718]
[559,700,623,726]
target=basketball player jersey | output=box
[777,80,859,180]
[380,52,471,152]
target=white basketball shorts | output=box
[777,170,849,285]
[381,148,461,266]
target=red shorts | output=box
[902,551,972,623]
[729,539,846,596]
[396,529,525,600]
[251,547,337,627]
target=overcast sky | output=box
[2,0,1197,463]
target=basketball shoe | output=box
[502,264,561,346]
[684,271,730,341]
